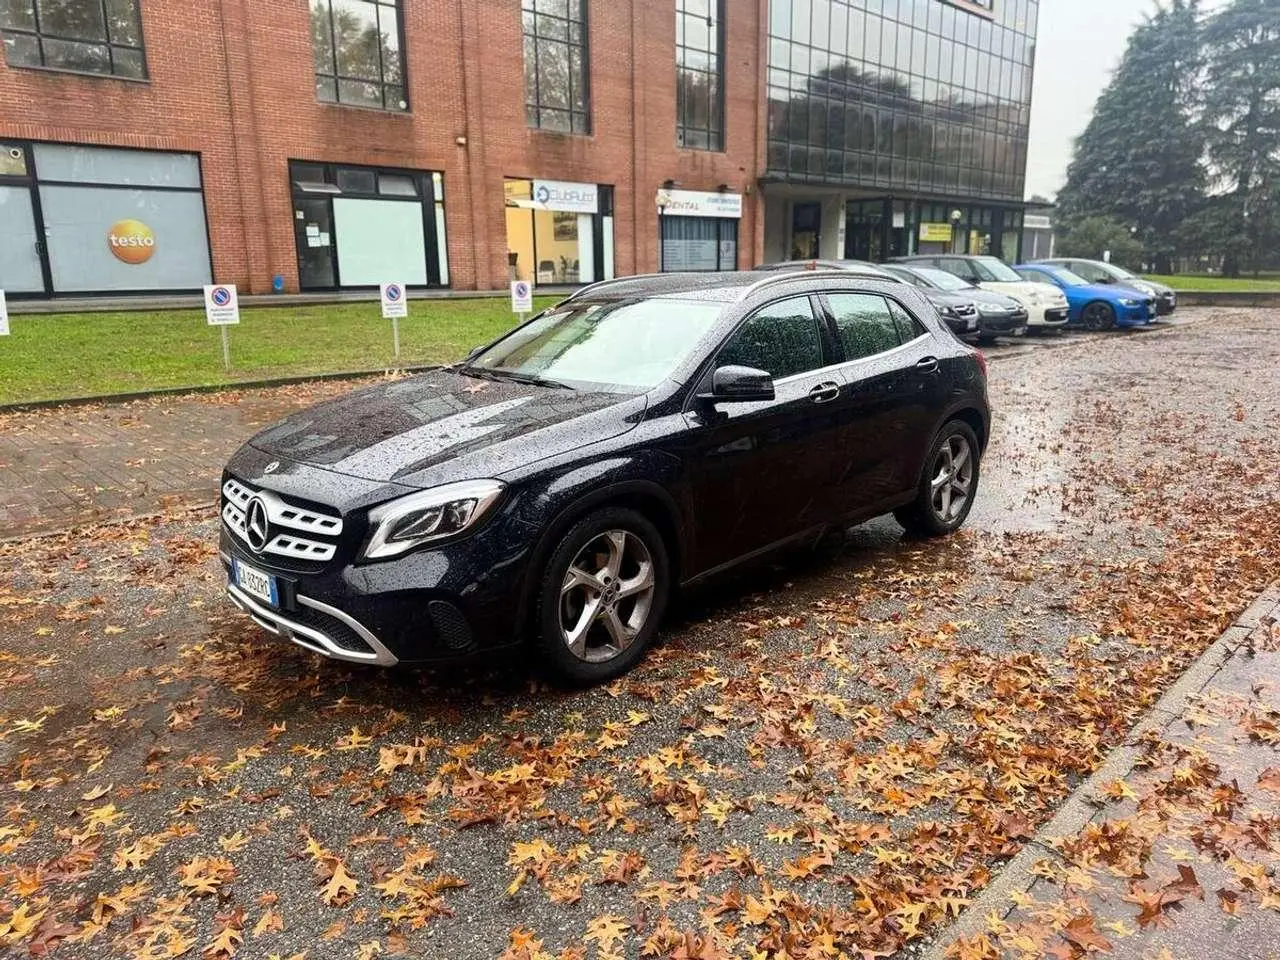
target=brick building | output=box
[0,0,1036,299]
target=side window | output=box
[887,300,927,342]
[1073,262,1105,282]
[827,294,902,361]
[717,297,824,380]
[1020,268,1047,284]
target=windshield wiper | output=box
[456,365,574,390]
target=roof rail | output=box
[737,269,868,302]
[560,273,670,304]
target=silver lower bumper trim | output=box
[226,582,399,667]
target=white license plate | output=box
[234,559,277,607]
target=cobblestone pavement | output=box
[0,377,389,538]
[0,315,1202,541]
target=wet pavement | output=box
[0,308,1277,959]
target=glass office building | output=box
[762,0,1037,264]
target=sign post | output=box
[511,279,534,325]
[203,284,240,370]
[380,282,408,359]
[0,290,9,338]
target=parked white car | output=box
[892,255,1070,329]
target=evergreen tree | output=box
[1200,0,1280,276]
[1056,0,1205,273]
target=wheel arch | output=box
[516,478,687,636]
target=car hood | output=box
[923,291,976,309]
[979,280,1064,305]
[1076,283,1142,302]
[246,371,645,487]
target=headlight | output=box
[978,303,1009,314]
[1133,281,1156,296]
[938,304,957,317]
[362,479,505,560]
[1119,298,1140,307]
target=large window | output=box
[718,298,824,380]
[0,0,146,78]
[311,0,407,112]
[504,178,613,286]
[676,0,723,151]
[290,161,448,291]
[661,217,737,272]
[522,0,590,134]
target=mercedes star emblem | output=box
[263,461,280,475]
[245,497,270,553]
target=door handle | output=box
[809,381,841,404]
[916,356,939,373]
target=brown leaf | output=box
[321,860,358,906]
[1062,914,1113,953]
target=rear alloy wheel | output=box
[1081,301,1116,332]
[894,421,981,537]
[535,507,669,684]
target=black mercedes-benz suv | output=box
[220,272,990,683]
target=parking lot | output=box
[1,306,1277,959]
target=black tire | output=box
[1081,301,1116,332]
[894,421,982,537]
[534,507,670,685]
[977,334,997,346]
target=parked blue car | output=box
[1014,263,1155,331]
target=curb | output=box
[0,500,218,547]
[0,365,436,414]
[920,581,1280,959]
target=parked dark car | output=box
[891,254,1070,331]
[881,263,1027,344]
[757,259,980,340]
[220,272,990,683]
[1032,258,1176,315]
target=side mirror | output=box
[702,365,775,403]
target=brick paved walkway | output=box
[0,378,385,538]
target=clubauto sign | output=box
[531,180,599,214]
[108,219,157,264]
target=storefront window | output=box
[289,161,448,290]
[661,217,738,272]
[504,178,613,286]
[4,142,213,296]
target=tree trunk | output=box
[1154,254,1172,274]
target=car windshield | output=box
[916,266,973,291]
[467,297,724,392]
[1108,264,1138,280]
[971,257,1024,283]
[1047,267,1089,287]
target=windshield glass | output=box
[916,266,973,291]
[469,298,724,391]
[972,257,1024,283]
[1047,267,1089,286]
[1108,264,1138,279]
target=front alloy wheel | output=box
[930,434,975,523]
[536,507,669,683]
[560,530,656,663]
[1082,302,1115,332]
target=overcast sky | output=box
[1025,0,1220,200]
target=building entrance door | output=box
[790,202,821,259]
[844,200,885,261]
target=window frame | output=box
[0,0,149,80]
[521,0,592,135]
[311,0,410,113]
[707,294,836,385]
[675,0,725,152]
[817,290,933,365]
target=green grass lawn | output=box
[1146,274,1280,292]
[0,297,557,405]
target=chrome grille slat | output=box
[221,478,341,563]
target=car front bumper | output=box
[976,309,1028,337]
[219,515,535,666]
[1115,303,1155,326]
[1156,293,1176,315]
[1026,304,1070,327]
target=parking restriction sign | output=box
[511,280,533,314]
[380,282,408,319]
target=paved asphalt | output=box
[0,308,1277,959]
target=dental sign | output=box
[656,189,743,219]
[108,219,157,264]
[531,179,598,214]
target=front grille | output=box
[429,601,475,652]
[954,303,978,317]
[222,478,343,564]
